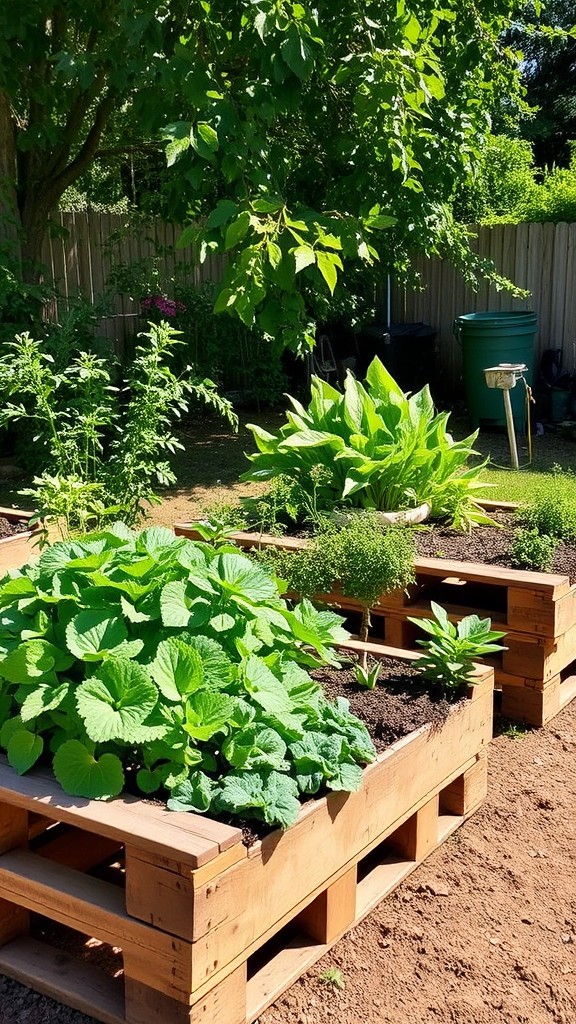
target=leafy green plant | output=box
[517,487,576,543]
[242,358,493,530]
[267,514,415,671]
[509,528,557,572]
[318,967,345,990]
[408,602,507,695]
[0,526,375,828]
[353,660,381,690]
[0,323,237,539]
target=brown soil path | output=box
[0,703,574,1023]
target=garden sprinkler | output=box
[483,363,530,470]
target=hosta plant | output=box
[242,357,493,530]
[0,525,376,829]
[408,601,507,695]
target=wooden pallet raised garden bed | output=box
[0,648,492,1024]
[0,506,40,575]
[175,521,576,728]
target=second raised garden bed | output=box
[175,518,576,728]
[0,506,40,576]
[0,643,492,1024]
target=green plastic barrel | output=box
[454,311,538,428]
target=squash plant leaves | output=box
[76,659,159,743]
[0,527,376,828]
[53,739,125,799]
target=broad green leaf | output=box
[178,634,233,687]
[160,581,211,629]
[7,730,43,774]
[76,659,158,743]
[261,771,301,828]
[327,760,364,792]
[149,638,204,702]
[184,690,236,741]
[316,250,338,293]
[224,211,251,250]
[53,740,125,799]
[243,656,293,715]
[222,726,287,771]
[196,122,219,152]
[20,681,70,722]
[209,613,235,633]
[214,553,278,602]
[293,245,316,273]
[0,640,72,685]
[166,771,216,812]
[65,610,128,661]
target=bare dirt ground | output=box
[0,415,575,1023]
[1,704,574,1024]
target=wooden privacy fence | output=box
[392,222,576,395]
[41,214,576,394]
[40,211,226,348]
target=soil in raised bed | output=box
[414,510,576,583]
[0,514,29,539]
[312,655,458,753]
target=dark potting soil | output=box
[414,510,576,583]
[312,655,457,754]
[0,514,28,539]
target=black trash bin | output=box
[357,322,437,392]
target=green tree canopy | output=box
[0,2,525,349]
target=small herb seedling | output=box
[353,660,381,690]
[319,967,345,990]
[408,601,507,695]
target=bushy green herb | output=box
[0,324,237,539]
[267,514,415,669]
[517,488,576,543]
[408,601,507,695]
[0,527,375,828]
[509,528,557,572]
[242,357,493,530]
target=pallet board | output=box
[175,525,576,728]
[0,653,492,1024]
[0,506,39,575]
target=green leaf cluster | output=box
[242,357,492,529]
[0,526,375,828]
[0,323,237,539]
[509,528,557,572]
[517,487,576,543]
[408,601,507,695]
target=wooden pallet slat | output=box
[179,525,576,728]
[0,651,492,1024]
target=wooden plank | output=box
[186,682,492,989]
[440,752,488,816]
[0,758,240,867]
[0,850,193,999]
[391,795,439,862]
[0,533,39,574]
[0,802,28,853]
[125,842,246,941]
[193,529,569,598]
[507,585,576,638]
[0,937,124,1024]
[36,827,123,872]
[296,866,357,944]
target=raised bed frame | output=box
[174,520,576,728]
[0,649,492,1024]
[0,506,39,575]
